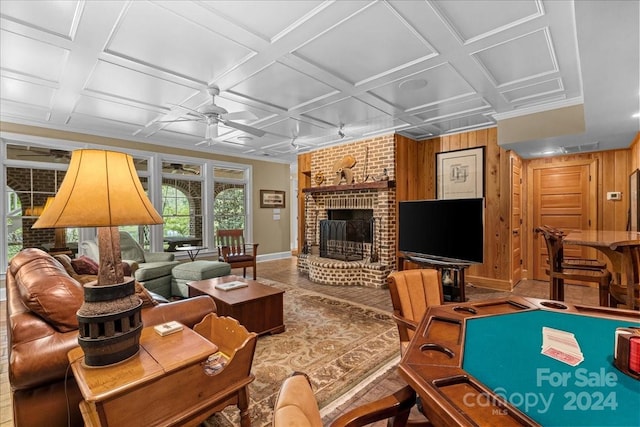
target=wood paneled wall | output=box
[395,128,513,289]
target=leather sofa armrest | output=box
[141,295,216,328]
[144,252,175,262]
[9,311,80,390]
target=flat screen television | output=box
[398,198,484,264]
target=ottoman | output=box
[171,261,231,298]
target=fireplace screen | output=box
[319,219,369,261]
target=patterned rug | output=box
[205,279,399,427]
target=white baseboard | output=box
[256,252,291,262]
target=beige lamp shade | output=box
[33,149,162,229]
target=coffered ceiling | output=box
[1,1,638,163]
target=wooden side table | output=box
[68,326,221,427]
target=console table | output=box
[68,326,220,426]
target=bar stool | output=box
[535,226,612,306]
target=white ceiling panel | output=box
[501,78,563,103]
[84,60,198,107]
[413,98,492,122]
[262,117,326,139]
[229,61,336,110]
[201,0,324,41]
[302,97,388,127]
[106,1,253,83]
[369,63,476,111]
[0,0,81,39]
[66,114,144,135]
[1,76,56,107]
[0,100,51,122]
[0,29,69,82]
[472,28,557,87]
[432,0,543,43]
[0,1,637,162]
[294,2,435,85]
[73,95,160,126]
[430,113,495,133]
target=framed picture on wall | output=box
[436,147,485,199]
[630,169,639,231]
[260,189,286,208]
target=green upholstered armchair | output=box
[81,231,180,298]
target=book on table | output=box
[215,280,248,291]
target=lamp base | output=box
[77,278,143,367]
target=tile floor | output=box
[1,257,600,427]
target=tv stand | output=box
[399,253,473,302]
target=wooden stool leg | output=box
[556,277,564,301]
[598,276,611,307]
[550,277,564,301]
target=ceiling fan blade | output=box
[223,111,257,121]
[168,103,206,117]
[156,118,201,123]
[221,119,266,137]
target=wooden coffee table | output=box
[187,275,285,335]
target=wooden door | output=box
[511,155,523,284]
[532,162,596,280]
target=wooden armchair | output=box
[216,229,259,280]
[535,226,611,305]
[193,313,258,427]
[387,269,443,353]
[273,372,430,427]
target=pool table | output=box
[399,297,640,427]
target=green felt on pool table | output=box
[463,310,640,427]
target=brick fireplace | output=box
[298,135,397,288]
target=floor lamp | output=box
[33,149,163,366]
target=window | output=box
[5,166,79,258]
[1,142,253,271]
[213,166,249,236]
[161,161,204,251]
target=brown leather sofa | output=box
[6,248,217,427]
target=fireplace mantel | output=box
[302,180,395,194]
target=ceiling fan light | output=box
[205,123,217,140]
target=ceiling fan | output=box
[164,163,200,175]
[160,85,265,146]
[14,147,71,161]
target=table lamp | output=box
[33,149,163,366]
[41,197,69,253]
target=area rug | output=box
[205,279,399,427]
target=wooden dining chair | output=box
[535,226,611,306]
[216,229,259,280]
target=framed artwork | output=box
[260,189,286,208]
[630,169,639,231]
[436,146,485,199]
